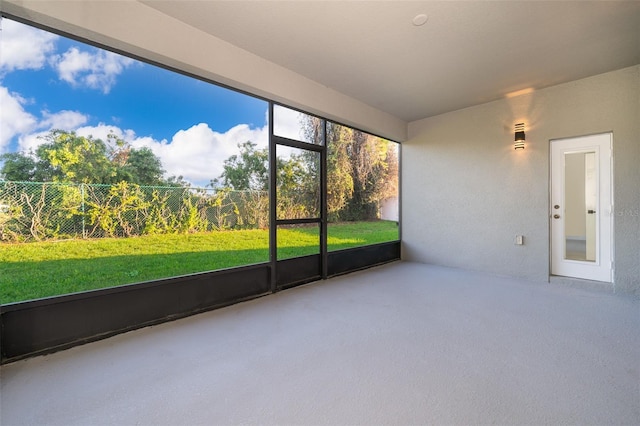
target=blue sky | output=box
[0,17,311,186]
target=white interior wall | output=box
[1,0,406,142]
[404,66,640,295]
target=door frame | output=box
[269,104,327,290]
[549,132,613,283]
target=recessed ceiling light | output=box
[412,14,428,26]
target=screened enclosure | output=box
[0,16,400,362]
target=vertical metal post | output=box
[268,103,277,292]
[397,142,402,245]
[320,120,328,279]
[81,183,86,239]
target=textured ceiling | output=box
[143,1,640,122]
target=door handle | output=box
[587,210,596,214]
[553,214,560,219]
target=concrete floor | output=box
[1,262,639,425]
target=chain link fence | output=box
[0,181,268,242]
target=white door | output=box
[550,133,612,282]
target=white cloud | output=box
[272,105,323,159]
[14,123,129,163]
[40,110,88,130]
[0,86,37,153]
[51,47,135,93]
[75,123,131,143]
[16,109,89,153]
[17,131,48,154]
[0,18,58,73]
[3,90,301,185]
[142,122,268,186]
[273,105,308,141]
[75,122,268,187]
[8,111,302,188]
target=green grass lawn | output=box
[0,220,398,304]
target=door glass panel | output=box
[277,224,320,260]
[276,145,320,220]
[564,152,596,262]
[273,105,324,145]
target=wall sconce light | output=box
[514,123,525,149]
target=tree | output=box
[214,141,320,218]
[325,123,355,219]
[0,130,166,185]
[301,117,399,221]
[165,175,191,188]
[40,130,117,183]
[120,147,165,185]
[213,121,399,222]
[276,152,318,218]
[339,129,398,221]
[212,141,269,191]
[0,152,38,182]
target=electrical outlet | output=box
[515,235,524,245]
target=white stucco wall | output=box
[404,65,640,295]
[380,197,399,222]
